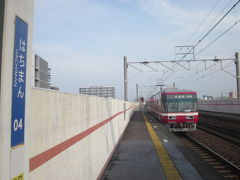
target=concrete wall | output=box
[29,88,138,180]
[198,99,240,114]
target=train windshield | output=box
[164,94,197,113]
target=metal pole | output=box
[136,83,138,101]
[124,56,128,101]
[0,0,5,95]
[235,52,240,99]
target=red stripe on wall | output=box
[29,106,135,172]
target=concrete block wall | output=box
[198,99,240,114]
[29,88,138,180]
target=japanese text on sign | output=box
[11,17,28,148]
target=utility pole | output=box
[124,56,128,101]
[0,0,5,97]
[136,83,138,101]
[235,52,240,99]
[156,84,164,93]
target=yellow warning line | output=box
[142,112,182,180]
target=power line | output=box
[179,65,232,87]
[194,0,240,49]
[157,57,234,84]
[175,54,235,85]
[179,0,239,62]
[172,0,239,81]
[173,61,218,86]
[196,0,234,42]
[176,62,217,85]
[195,18,240,56]
[185,0,221,45]
[178,61,234,87]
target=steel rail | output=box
[185,134,240,176]
[198,123,240,146]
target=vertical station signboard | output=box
[11,16,28,147]
[11,16,28,180]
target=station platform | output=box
[101,110,222,180]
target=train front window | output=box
[164,94,197,113]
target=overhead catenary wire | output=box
[185,0,221,46]
[162,1,240,84]
[176,54,235,86]
[181,0,239,61]
[127,3,239,95]
[195,0,240,48]
[195,18,240,57]
[178,64,234,88]
[196,0,234,42]
[176,62,217,85]
[178,61,235,87]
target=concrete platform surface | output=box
[101,111,166,180]
[101,111,203,180]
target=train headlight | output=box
[168,116,176,120]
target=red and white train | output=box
[147,88,199,132]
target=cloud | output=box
[33,0,240,100]
[117,0,239,38]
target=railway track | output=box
[199,111,240,138]
[182,134,240,179]
[197,124,240,146]
[199,120,240,138]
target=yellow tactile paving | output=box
[142,112,182,180]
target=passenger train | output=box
[147,88,199,132]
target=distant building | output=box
[32,54,51,89]
[229,89,237,99]
[50,86,60,91]
[79,86,115,98]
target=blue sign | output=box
[11,17,28,147]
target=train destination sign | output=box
[11,16,28,148]
[167,94,195,99]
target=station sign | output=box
[11,16,28,148]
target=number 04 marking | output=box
[13,118,23,131]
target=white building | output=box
[32,53,51,88]
[79,86,115,98]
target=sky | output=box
[33,0,240,101]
